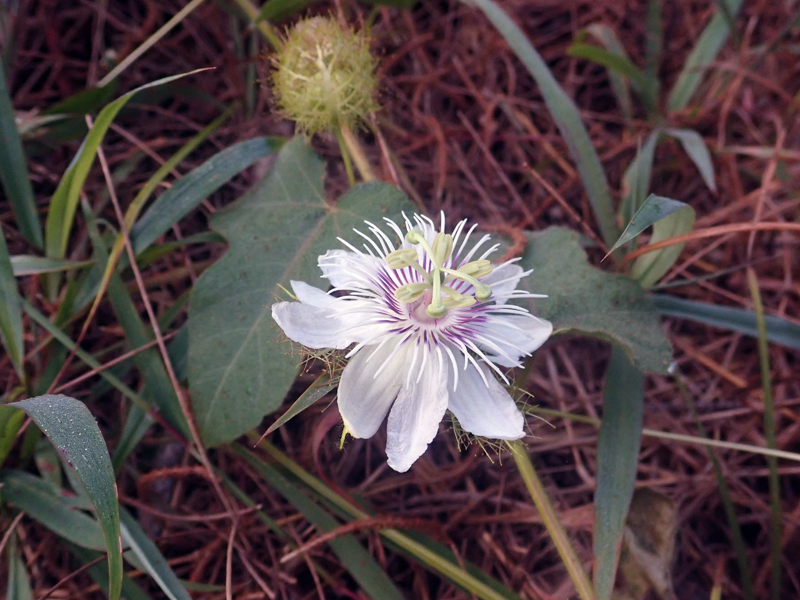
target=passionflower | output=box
[271,214,552,472]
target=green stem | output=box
[509,440,595,600]
[747,268,782,600]
[228,0,282,50]
[335,127,357,187]
[340,123,376,182]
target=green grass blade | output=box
[611,194,690,254]
[6,534,34,600]
[583,24,634,121]
[130,136,284,255]
[1,471,106,549]
[120,509,192,600]
[619,132,659,224]
[252,440,524,600]
[10,255,93,276]
[674,372,754,600]
[664,128,717,192]
[652,294,800,351]
[0,65,42,248]
[568,43,647,91]
[234,446,407,600]
[667,0,743,112]
[9,395,123,600]
[69,545,154,600]
[594,345,644,600]
[44,69,208,261]
[265,373,335,435]
[630,202,696,289]
[0,228,25,381]
[643,0,663,113]
[466,0,618,247]
[747,270,781,600]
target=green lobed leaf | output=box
[664,128,717,192]
[466,0,618,248]
[518,226,672,373]
[0,65,43,248]
[1,471,106,550]
[593,346,645,600]
[188,137,415,446]
[7,395,123,600]
[130,137,284,255]
[667,0,743,111]
[630,201,696,289]
[611,193,691,254]
[653,294,800,351]
[44,70,206,261]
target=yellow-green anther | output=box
[386,248,419,269]
[432,232,453,267]
[394,282,429,303]
[457,259,493,279]
[440,267,493,301]
[426,266,445,318]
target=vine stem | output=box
[340,123,376,182]
[335,127,357,187]
[508,440,596,600]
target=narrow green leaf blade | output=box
[518,227,672,373]
[466,0,618,247]
[1,471,106,550]
[8,395,122,600]
[594,346,644,600]
[130,137,283,255]
[667,0,743,111]
[10,255,93,276]
[120,509,192,600]
[568,43,647,90]
[630,202,696,289]
[0,229,25,379]
[652,294,800,351]
[188,137,415,446]
[0,65,43,248]
[6,535,34,600]
[266,373,335,434]
[0,405,26,468]
[237,449,407,600]
[44,69,207,260]
[611,193,690,254]
[664,128,717,192]
[619,132,659,224]
[584,24,634,120]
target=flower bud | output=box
[271,17,378,135]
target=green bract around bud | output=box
[272,17,379,135]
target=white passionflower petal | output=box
[447,362,525,439]
[385,345,449,472]
[270,212,552,472]
[338,340,407,438]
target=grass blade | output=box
[130,136,284,254]
[747,269,781,599]
[667,0,743,112]
[6,534,34,600]
[0,228,25,382]
[674,372,754,600]
[652,294,800,351]
[630,201,696,289]
[252,440,524,600]
[664,128,717,192]
[643,0,662,113]
[120,509,192,600]
[583,24,634,121]
[568,43,647,90]
[594,346,644,600]
[9,395,123,600]
[611,194,691,254]
[234,446,407,600]
[466,0,618,247]
[44,69,208,262]
[265,373,335,435]
[10,255,93,276]
[0,65,43,248]
[510,441,594,600]
[620,132,659,224]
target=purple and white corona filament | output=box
[271,214,552,472]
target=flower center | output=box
[386,229,494,318]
